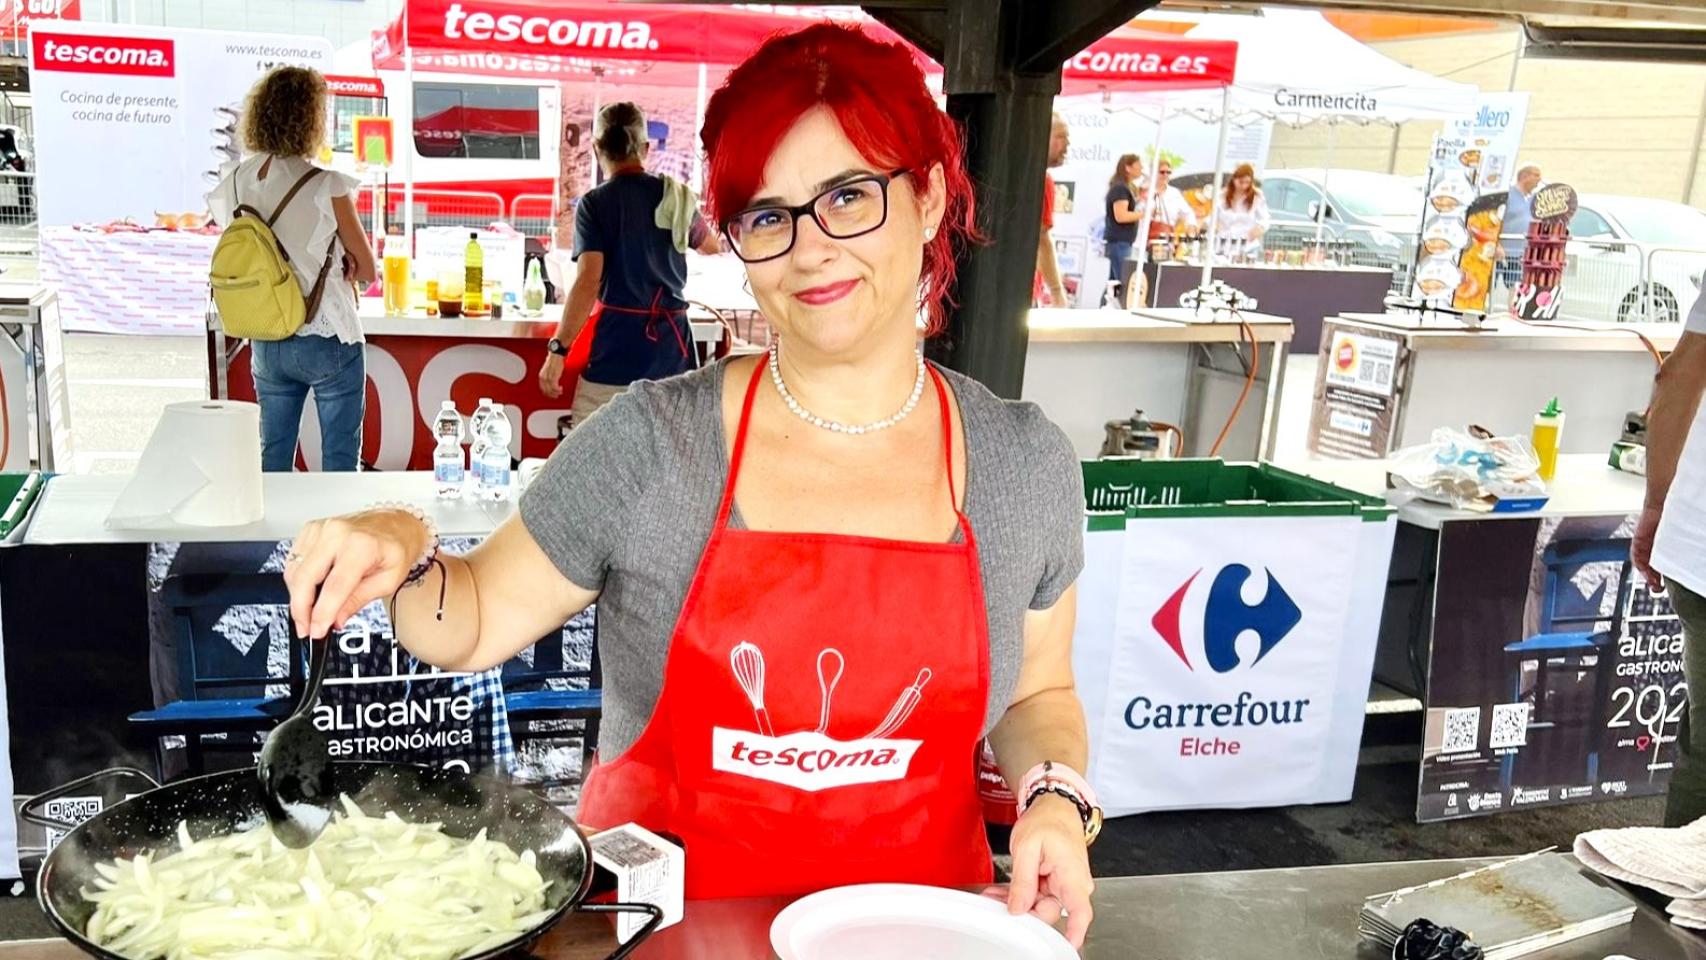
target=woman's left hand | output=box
[1007,794,1095,948]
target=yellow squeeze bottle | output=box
[1532,397,1564,483]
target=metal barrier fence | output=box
[510,194,557,241]
[1158,229,1706,325]
[354,187,507,235]
[0,171,38,272]
[1484,236,1706,325]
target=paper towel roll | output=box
[106,400,263,529]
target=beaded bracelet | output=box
[369,500,439,580]
[1016,760,1103,845]
[1018,760,1097,814]
[370,501,447,622]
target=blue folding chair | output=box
[128,574,294,778]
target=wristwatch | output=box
[546,337,568,357]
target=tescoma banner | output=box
[29,20,332,228]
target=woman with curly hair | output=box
[207,65,376,472]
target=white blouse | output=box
[1214,194,1271,242]
[206,155,363,344]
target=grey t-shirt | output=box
[519,359,1085,759]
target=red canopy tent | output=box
[371,1,912,82]
[370,0,1239,252]
[373,0,1236,92]
[1061,31,1237,95]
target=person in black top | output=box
[1103,154,1144,305]
[539,102,722,422]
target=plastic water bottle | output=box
[431,401,464,499]
[468,397,495,489]
[479,407,513,501]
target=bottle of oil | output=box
[463,232,484,314]
[1532,396,1565,483]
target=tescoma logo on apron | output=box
[712,642,931,792]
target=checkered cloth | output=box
[385,664,516,776]
[457,668,517,774]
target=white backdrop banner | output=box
[29,22,332,335]
[1090,514,1369,815]
[29,21,332,228]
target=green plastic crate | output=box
[1082,458,1394,522]
[0,472,43,539]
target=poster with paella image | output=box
[1410,93,1530,313]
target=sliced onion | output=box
[83,798,550,960]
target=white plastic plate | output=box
[770,883,1078,960]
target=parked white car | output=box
[1558,194,1706,324]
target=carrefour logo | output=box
[1125,564,1311,736]
[1154,564,1301,673]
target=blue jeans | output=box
[1107,241,1134,281]
[250,334,365,472]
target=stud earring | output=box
[923,226,937,242]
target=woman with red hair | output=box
[281,24,1093,943]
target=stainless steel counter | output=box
[1082,858,1703,960]
[2,857,1696,958]
[0,282,67,471]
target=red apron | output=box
[563,292,692,406]
[577,361,994,900]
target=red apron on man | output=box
[563,291,693,409]
[578,362,993,899]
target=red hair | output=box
[701,24,977,335]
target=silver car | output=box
[1557,194,1706,324]
[1260,169,1423,271]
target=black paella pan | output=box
[22,764,661,960]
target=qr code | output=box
[1489,703,1531,749]
[1441,707,1481,754]
[1360,359,1392,388]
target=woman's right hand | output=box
[284,509,433,639]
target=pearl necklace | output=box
[768,341,926,435]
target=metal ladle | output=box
[257,634,332,848]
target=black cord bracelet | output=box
[391,554,449,622]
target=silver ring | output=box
[284,552,303,565]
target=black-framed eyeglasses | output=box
[722,168,911,263]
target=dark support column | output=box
[873,0,1160,398]
[940,81,1058,399]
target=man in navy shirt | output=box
[540,102,720,422]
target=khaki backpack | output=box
[209,165,336,341]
